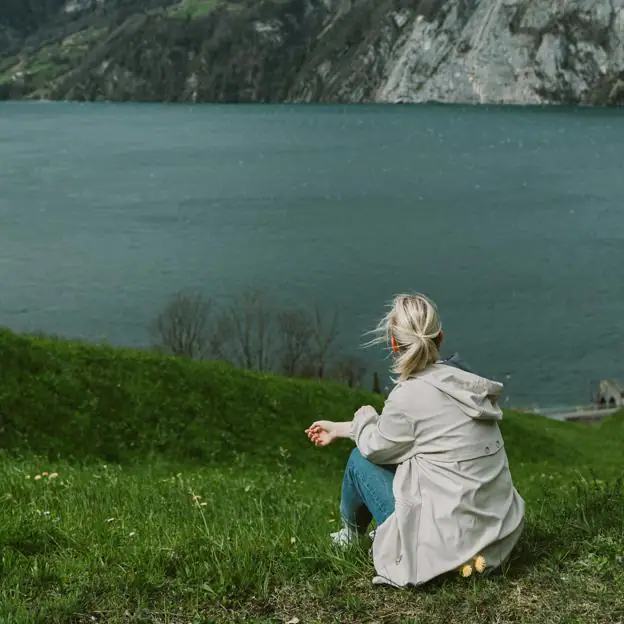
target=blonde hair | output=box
[363,293,442,381]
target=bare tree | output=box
[329,354,368,388]
[309,305,339,379]
[218,289,275,371]
[276,308,314,376]
[150,287,359,384]
[205,310,232,363]
[150,289,216,360]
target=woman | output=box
[305,293,525,588]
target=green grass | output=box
[0,327,623,623]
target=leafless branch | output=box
[219,289,275,371]
[276,309,314,376]
[310,305,339,379]
[149,289,215,360]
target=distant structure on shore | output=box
[594,379,624,409]
[522,379,623,424]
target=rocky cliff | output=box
[1,0,624,105]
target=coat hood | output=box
[417,357,504,421]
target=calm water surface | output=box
[1,101,623,406]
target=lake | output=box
[1,101,623,407]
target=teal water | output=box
[1,101,623,406]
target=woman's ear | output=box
[438,328,444,347]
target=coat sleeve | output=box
[348,385,415,464]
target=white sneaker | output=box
[368,529,376,558]
[330,526,358,546]
[372,575,401,587]
[330,527,377,547]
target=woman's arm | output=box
[350,386,415,464]
[306,385,415,463]
[330,421,352,438]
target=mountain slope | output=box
[1,0,624,105]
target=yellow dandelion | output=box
[34,475,42,481]
[459,564,473,577]
[192,495,201,501]
[290,537,296,544]
[42,472,49,477]
[200,502,207,507]
[473,555,486,573]
[48,473,59,480]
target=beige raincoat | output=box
[348,362,525,588]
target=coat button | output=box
[395,556,402,564]
[485,446,490,453]
[496,440,500,447]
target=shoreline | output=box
[1,98,623,111]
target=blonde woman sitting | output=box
[305,293,525,588]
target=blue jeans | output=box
[340,448,397,533]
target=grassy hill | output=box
[0,327,623,623]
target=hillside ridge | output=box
[1,0,624,105]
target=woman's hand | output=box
[305,420,339,447]
[305,420,351,447]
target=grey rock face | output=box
[289,0,624,105]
